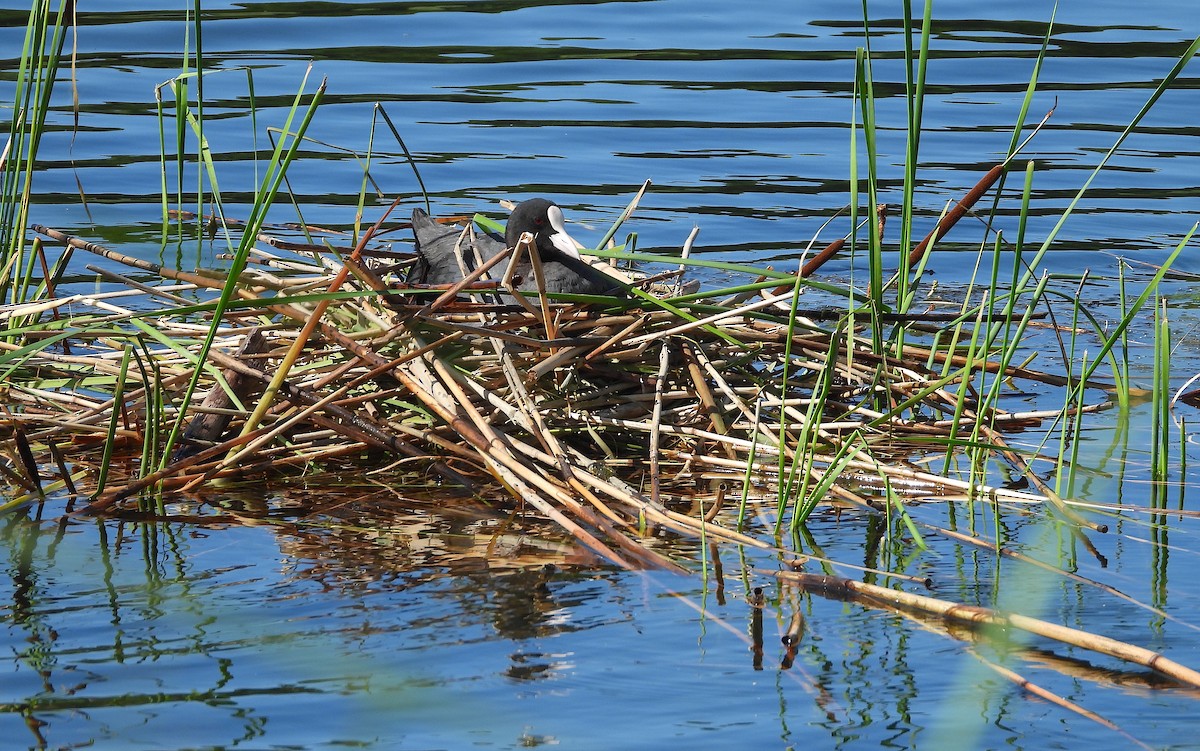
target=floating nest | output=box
[10,201,1200,692]
[1,201,1114,573]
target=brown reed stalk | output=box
[649,341,671,505]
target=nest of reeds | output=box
[21,191,1200,698]
[3,195,1113,570]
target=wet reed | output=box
[0,210,1128,566]
[6,4,1200,730]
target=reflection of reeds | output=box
[773,567,1200,691]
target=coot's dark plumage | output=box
[408,198,625,297]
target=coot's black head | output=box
[504,198,582,260]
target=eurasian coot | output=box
[408,198,626,297]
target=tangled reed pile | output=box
[2,207,1095,570]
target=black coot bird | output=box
[408,198,625,297]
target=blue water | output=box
[5,1,1200,748]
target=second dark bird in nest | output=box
[408,198,627,297]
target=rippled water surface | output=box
[4,1,1200,749]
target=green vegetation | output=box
[4,1,1200,727]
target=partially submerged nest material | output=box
[6,218,1102,568]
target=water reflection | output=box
[0,500,634,748]
[7,0,1200,748]
[4,477,1200,749]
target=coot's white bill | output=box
[546,204,583,260]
